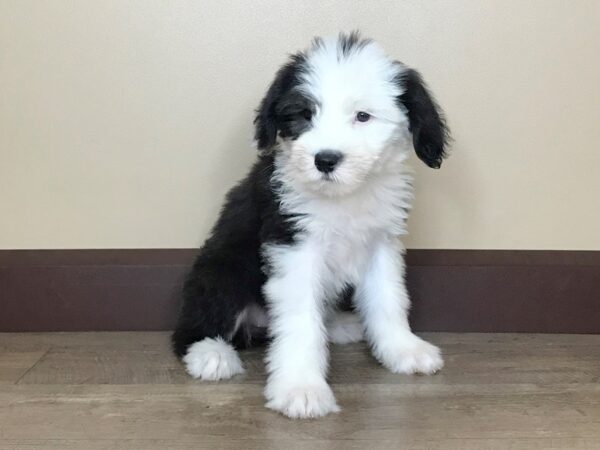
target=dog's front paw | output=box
[265,380,340,419]
[377,335,444,375]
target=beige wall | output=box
[1,0,599,250]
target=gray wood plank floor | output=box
[0,332,599,449]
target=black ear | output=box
[397,68,449,168]
[254,54,306,151]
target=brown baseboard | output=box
[1,249,599,333]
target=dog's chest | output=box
[270,170,412,291]
[320,230,374,290]
[299,181,411,286]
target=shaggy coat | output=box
[172,32,449,419]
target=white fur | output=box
[354,239,443,375]
[262,239,339,418]
[183,337,245,381]
[327,311,364,344]
[265,379,340,419]
[279,37,409,198]
[262,37,443,418]
[230,303,269,340]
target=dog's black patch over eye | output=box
[302,109,313,121]
[254,53,318,149]
[356,111,371,122]
[254,53,309,150]
[274,91,316,141]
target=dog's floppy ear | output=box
[254,54,305,151]
[397,68,449,168]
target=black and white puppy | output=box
[172,32,449,419]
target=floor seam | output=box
[14,348,50,385]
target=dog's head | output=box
[255,32,449,196]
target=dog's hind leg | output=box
[171,258,265,381]
[180,336,244,381]
[327,311,364,344]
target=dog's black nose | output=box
[314,150,343,174]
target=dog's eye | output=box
[302,109,313,121]
[356,111,371,123]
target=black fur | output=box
[338,31,371,58]
[397,68,449,168]
[171,155,295,357]
[254,53,316,150]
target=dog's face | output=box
[255,33,448,196]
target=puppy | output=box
[172,32,449,419]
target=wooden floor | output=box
[1,333,599,449]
